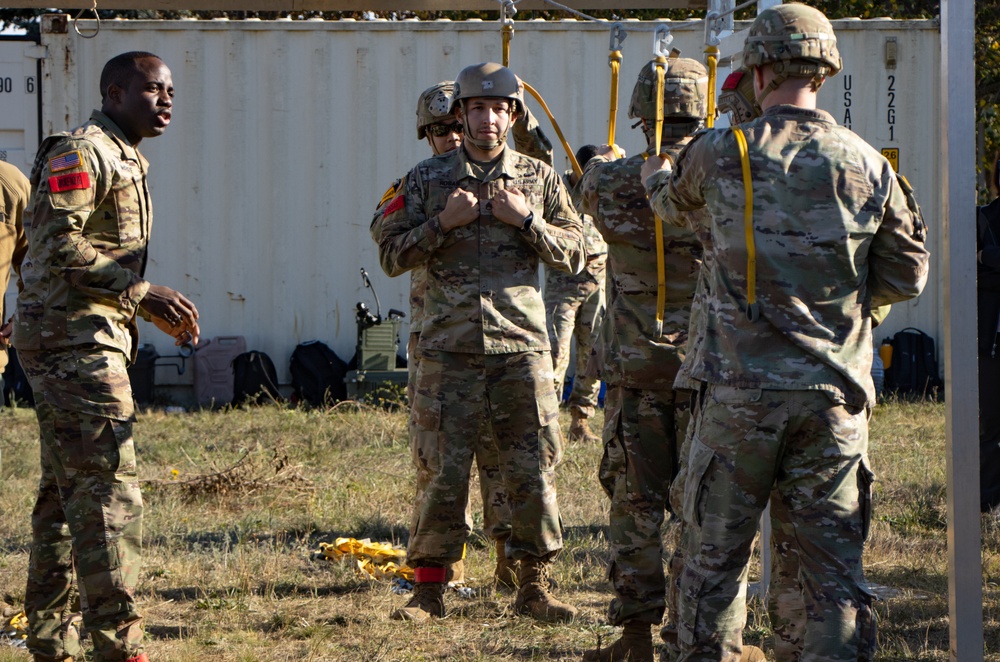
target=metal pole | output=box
[941,1,983,660]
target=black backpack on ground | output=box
[290,340,348,407]
[883,327,943,397]
[231,351,282,406]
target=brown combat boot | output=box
[493,539,517,590]
[513,555,577,623]
[568,412,600,444]
[741,644,767,661]
[582,620,654,661]
[391,568,446,622]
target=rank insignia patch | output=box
[48,151,83,173]
[49,172,91,192]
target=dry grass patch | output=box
[1,398,999,659]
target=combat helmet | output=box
[451,62,525,150]
[718,67,762,125]
[743,3,841,101]
[628,57,709,122]
[416,81,455,140]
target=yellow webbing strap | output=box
[523,81,582,179]
[732,126,759,321]
[652,57,668,335]
[608,50,623,158]
[705,45,719,128]
[502,24,513,67]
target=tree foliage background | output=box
[3,0,997,195]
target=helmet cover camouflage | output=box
[628,57,709,121]
[416,81,455,139]
[742,3,842,76]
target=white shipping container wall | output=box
[22,17,938,390]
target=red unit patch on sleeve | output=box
[49,172,91,193]
[383,194,404,216]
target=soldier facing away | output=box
[14,51,200,662]
[372,62,584,624]
[543,143,607,445]
[0,160,29,393]
[641,5,929,660]
[578,57,706,662]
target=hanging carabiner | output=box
[653,23,673,60]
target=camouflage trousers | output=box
[407,334,510,542]
[678,386,877,662]
[544,279,604,418]
[597,384,690,626]
[19,348,145,662]
[406,349,563,566]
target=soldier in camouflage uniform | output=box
[576,58,705,662]
[14,52,200,662]
[372,81,554,588]
[372,62,584,624]
[641,6,930,660]
[543,144,607,445]
[0,160,29,392]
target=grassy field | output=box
[0,398,993,661]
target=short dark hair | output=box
[100,51,161,101]
[575,144,600,170]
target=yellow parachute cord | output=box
[705,44,719,128]
[732,126,759,321]
[522,82,582,179]
[652,56,668,336]
[608,50,623,158]
[502,23,513,68]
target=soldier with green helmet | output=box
[372,62,583,624]
[641,5,929,660]
[577,56,707,662]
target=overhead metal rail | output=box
[3,0,705,10]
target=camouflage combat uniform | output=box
[0,160,29,379]
[579,129,702,629]
[646,104,929,661]
[543,174,606,426]
[372,144,584,568]
[13,111,155,661]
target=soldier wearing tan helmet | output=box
[371,62,584,624]
[576,56,708,662]
[642,5,928,660]
[371,78,556,592]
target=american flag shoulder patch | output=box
[48,150,83,173]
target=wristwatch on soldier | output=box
[520,212,534,232]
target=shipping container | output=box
[0,16,941,401]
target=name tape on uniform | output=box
[49,172,91,192]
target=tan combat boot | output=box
[568,412,600,444]
[741,644,767,661]
[448,559,465,585]
[493,539,518,590]
[513,555,577,623]
[391,568,446,622]
[582,620,654,661]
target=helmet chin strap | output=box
[459,101,516,152]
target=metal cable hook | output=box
[609,22,627,52]
[653,23,673,59]
[73,0,101,39]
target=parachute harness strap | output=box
[522,82,582,178]
[733,126,759,322]
[608,23,627,158]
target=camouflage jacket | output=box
[646,105,929,407]
[0,160,29,374]
[372,145,585,354]
[544,172,608,295]
[14,111,153,359]
[370,107,556,335]
[581,137,703,389]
